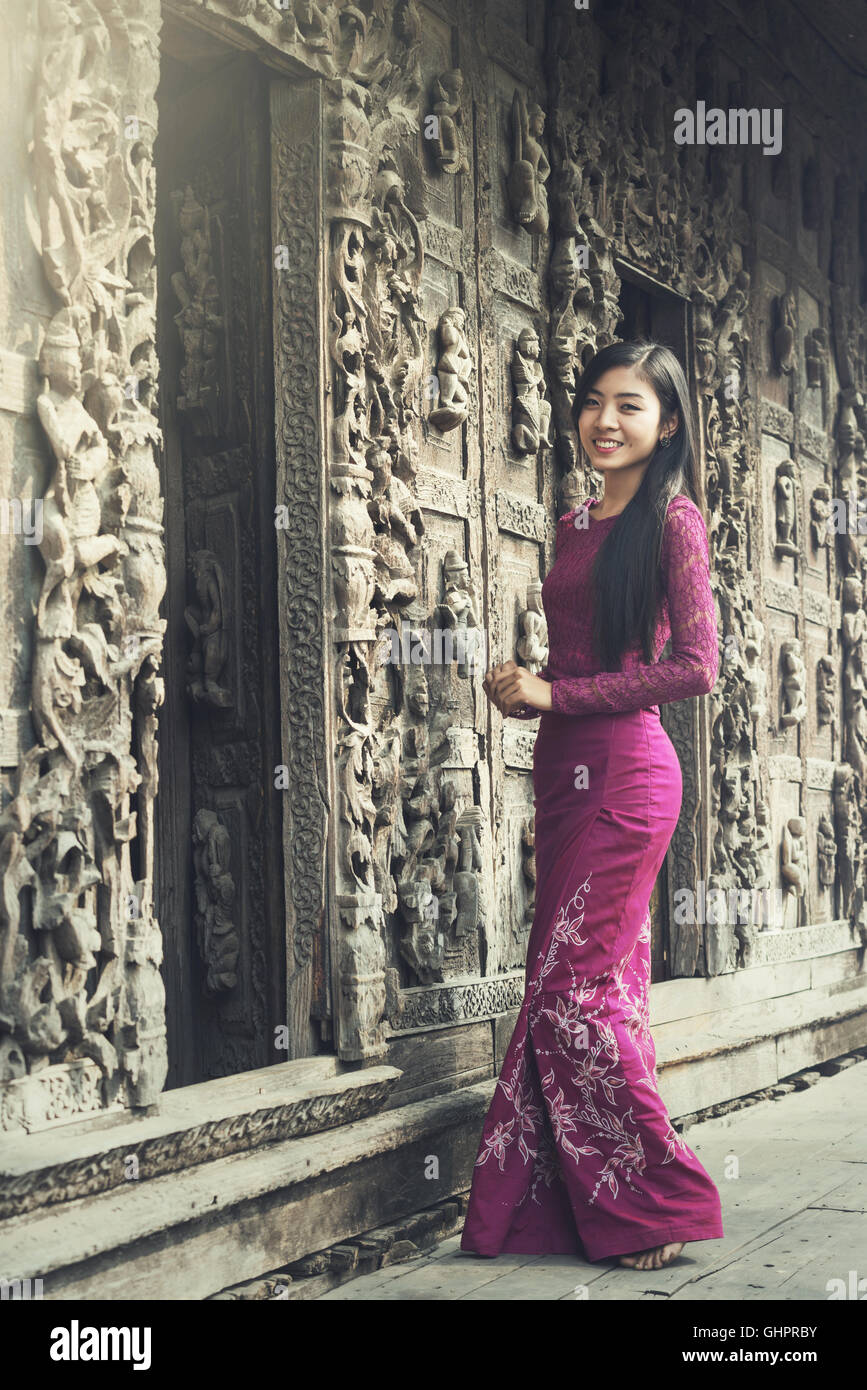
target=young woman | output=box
[460,341,724,1272]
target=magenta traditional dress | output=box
[460,494,724,1262]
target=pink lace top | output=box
[512,494,718,718]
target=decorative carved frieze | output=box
[764,577,800,614]
[801,421,830,461]
[503,726,537,770]
[806,758,836,791]
[761,399,795,441]
[0,1062,401,1218]
[495,489,550,543]
[422,219,462,269]
[488,250,544,310]
[414,468,470,518]
[386,970,524,1032]
[769,754,803,782]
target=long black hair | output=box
[573,340,704,670]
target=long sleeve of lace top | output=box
[549,497,718,715]
[509,495,718,718]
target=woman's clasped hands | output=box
[483,659,554,717]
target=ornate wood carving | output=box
[270,79,330,1058]
[0,0,168,1131]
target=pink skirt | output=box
[460,707,724,1261]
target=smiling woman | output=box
[465,342,724,1273]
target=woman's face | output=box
[578,365,676,472]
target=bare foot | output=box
[619,1242,685,1270]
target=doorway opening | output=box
[154,19,285,1088]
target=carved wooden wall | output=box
[2,0,866,1129]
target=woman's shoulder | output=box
[665,492,702,518]
[558,498,596,526]
[661,494,709,570]
[664,493,707,534]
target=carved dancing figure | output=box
[510,327,553,454]
[192,808,240,994]
[779,638,807,727]
[428,307,472,432]
[185,550,232,708]
[35,315,124,635]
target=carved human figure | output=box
[841,575,867,779]
[510,327,553,454]
[432,781,460,935]
[429,70,469,176]
[779,638,807,727]
[517,579,548,674]
[843,643,867,782]
[742,607,767,722]
[835,390,863,576]
[716,269,751,384]
[134,647,165,892]
[816,655,836,729]
[507,92,550,235]
[397,874,444,982]
[810,484,832,551]
[805,327,828,389]
[367,438,423,605]
[454,805,484,938]
[395,723,436,882]
[773,289,797,374]
[816,812,837,888]
[774,461,799,558]
[192,808,240,994]
[35,316,124,636]
[171,185,225,433]
[184,550,232,708]
[833,765,859,920]
[428,307,472,432]
[437,549,482,678]
[780,816,808,928]
[370,166,425,363]
[752,800,773,895]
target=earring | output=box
[659,433,671,448]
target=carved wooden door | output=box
[390,2,552,1040]
[155,50,285,1087]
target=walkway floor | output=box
[317,1060,867,1300]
